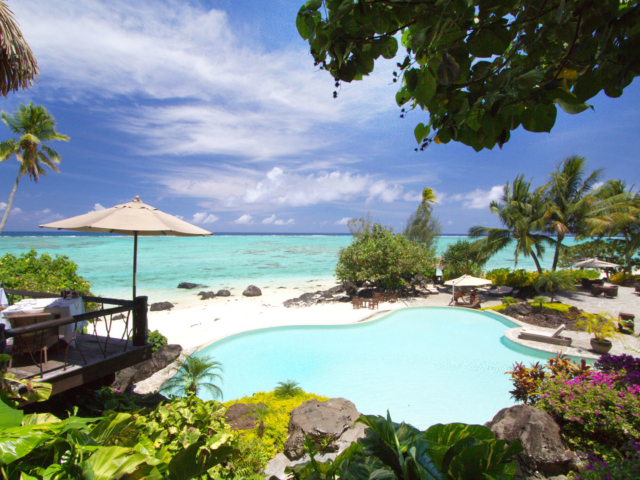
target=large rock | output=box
[342,281,358,296]
[150,301,174,312]
[225,402,266,431]
[113,345,183,392]
[198,291,216,300]
[243,285,262,297]
[112,367,137,392]
[178,282,200,289]
[284,398,360,461]
[486,405,579,479]
[216,289,231,297]
[504,302,534,318]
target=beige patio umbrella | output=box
[572,258,620,269]
[444,274,493,303]
[40,196,212,299]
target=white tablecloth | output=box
[0,297,86,344]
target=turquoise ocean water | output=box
[0,233,579,303]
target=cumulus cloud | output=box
[335,217,351,225]
[262,215,276,224]
[0,202,6,211]
[192,212,219,225]
[274,218,294,225]
[451,185,504,209]
[234,214,253,224]
[42,208,52,214]
[367,180,402,203]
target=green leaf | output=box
[305,0,322,10]
[466,106,483,131]
[381,37,398,59]
[555,98,591,115]
[396,88,411,107]
[437,53,460,85]
[414,123,430,143]
[405,69,418,91]
[82,446,152,480]
[296,12,310,40]
[0,398,23,428]
[425,423,495,446]
[521,104,557,132]
[0,426,51,466]
[467,29,511,58]
[413,71,436,106]
[517,70,545,89]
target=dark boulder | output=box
[178,282,200,289]
[112,345,183,392]
[111,367,137,392]
[342,281,358,296]
[243,285,262,297]
[150,301,174,312]
[504,302,534,318]
[198,291,216,300]
[485,404,579,479]
[216,290,231,297]
[225,402,266,431]
[284,398,360,461]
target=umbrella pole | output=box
[133,232,138,300]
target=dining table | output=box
[0,297,86,345]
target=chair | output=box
[7,313,59,367]
[369,298,379,310]
[518,324,572,347]
[603,286,618,298]
[455,297,482,309]
[591,285,604,297]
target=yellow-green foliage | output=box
[485,268,539,288]
[224,390,329,457]
[482,302,572,313]
[481,305,506,311]
[610,272,640,285]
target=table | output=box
[0,297,86,345]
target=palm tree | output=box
[421,187,437,205]
[404,186,442,250]
[0,103,69,234]
[162,355,223,399]
[274,380,303,398]
[543,156,604,271]
[0,2,38,96]
[534,270,576,302]
[245,404,270,438]
[470,175,552,273]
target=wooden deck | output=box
[8,334,153,397]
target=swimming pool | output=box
[194,307,563,429]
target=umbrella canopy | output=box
[572,258,620,269]
[40,196,212,299]
[444,274,493,287]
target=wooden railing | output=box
[0,291,149,376]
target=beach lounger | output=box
[454,298,481,309]
[518,324,572,347]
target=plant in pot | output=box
[575,312,623,354]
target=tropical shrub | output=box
[286,413,523,480]
[534,270,576,302]
[274,379,303,398]
[559,239,639,271]
[570,269,600,283]
[224,390,328,457]
[501,296,516,305]
[0,396,237,479]
[149,329,168,353]
[576,442,640,480]
[532,296,547,309]
[485,268,539,288]
[610,272,640,285]
[440,239,487,280]
[595,354,640,386]
[0,249,93,296]
[161,355,223,398]
[335,224,435,289]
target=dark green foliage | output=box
[0,249,93,296]
[534,270,576,302]
[403,202,442,251]
[440,240,487,280]
[297,1,640,151]
[335,223,435,289]
[274,380,303,398]
[559,238,640,270]
[149,329,168,353]
[287,412,522,480]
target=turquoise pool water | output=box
[195,307,564,429]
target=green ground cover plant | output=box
[148,329,168,353]
[0,249,92,296]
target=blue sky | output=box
[1,0,639,234]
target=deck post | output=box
[132,296,148,347]
[0,323,5,355]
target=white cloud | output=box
[42,208,52,214]
[10,208,22,215]
[262,215,276,224]
[274,218,294,225]
[402,191,422,202]
[367,180,403,203]
[174,215,184,220]
[335,217,351,225]
[451,185,504,210]
[234,214,253,224]
[0,202,6,211]
[93,203,105,211]
[14,1,397,160]
[592,181,605,191]
[192,212,219,225]
[448,220,453,225]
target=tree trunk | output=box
[531,253,543,274]
[0,173,20,234]
[551,233,564,271]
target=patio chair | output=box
[351,297,362,310]
[518,324,572,347]
[603,286,618,298]
[369,298,379,310]
[7,313,59,367]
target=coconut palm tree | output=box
[534,270,576,302]
[162,355,223,399]
[421,187,437,205]
[0,2,38,96]
[543,156,604,271]
[0,103,69,234]
[470,175,552,273]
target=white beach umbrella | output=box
[444,274,493,302]
[572,258,620,269]
[40,196,212,299]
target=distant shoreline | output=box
[0,231,595,237]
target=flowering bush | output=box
[596,354,640,386]
[576,441,640,480]
[537,370,640,460]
